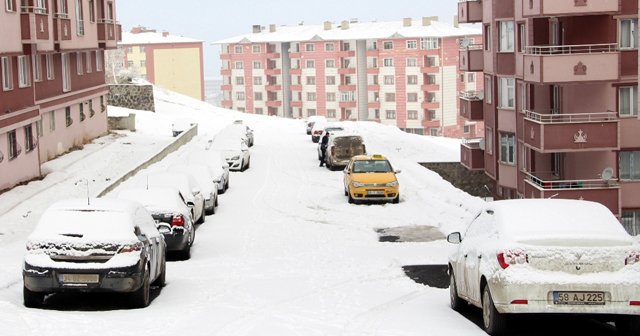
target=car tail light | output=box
[497,249,528,269]
[630,301,640,306]
[511,300,528,305]
[119,242,143,254]
[625,251,640,265]
[172,214,185,227]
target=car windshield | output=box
[325,127,343,132]
[352,160,392,173]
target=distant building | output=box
[0,0,121,191]
[214,18,483,138]
[120,27,205,101]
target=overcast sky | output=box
[116,0,459,79]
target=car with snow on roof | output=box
[325,132,366,170]
[142,171,205,224]
[22,198,166,309]
[447,199,640,335]
[168,163,219,215]
[343,154,400,204]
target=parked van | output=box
[324,132,366,170]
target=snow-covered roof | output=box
[214,20,481,44]
[117,187,188,215]
[121,31,203,45]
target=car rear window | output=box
[353,160,392,173]
[334,136,363,147]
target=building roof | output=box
[213,20,481,44]
[121,31,203,45]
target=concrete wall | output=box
[108,84,155,112]
[108,113,136,131]
[420,162,493,197]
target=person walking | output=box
[319,132,330,167]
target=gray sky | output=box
[116,0,458,79]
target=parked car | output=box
[447,199,640,335]
[188,150,230,194]
[316,124,345,160]
[324,132,366,170]
[306,116,327,135]
[343,154,400,204]
[310,121,327,143]
[211,137,250,172]
[220,124,251,147]
[168,163,218,215]
[143,172,205,224]
[232,121,255,147]
[118,188,196,260]
[171,118,193,137]
[23,198,166,308]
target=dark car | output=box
[23,198,166,309]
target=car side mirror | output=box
[395,170,402,174]
[447,232,462,244]
[192,188,201,196]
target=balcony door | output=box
[552,153,564,178]
[550,19,564,47]
[552,85,562,114]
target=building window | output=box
[36,118,43,137]
[306,92,316,101]
[385,93,395,102]
[499,21,515,52]
[467,73,475,83]
[427,92,437,102]
[326,59,335,68]
[49,111,56,131]
[620,19,638,49]
[306,76,315,85]
[619,86,638,116]
[89,100,94,117]
[427,109,436,120]
[406,58,417,67]
[96,51,103,71]
[383,58,393,67]
[236,92,245,100]
[326,76,335,85]
[307,109,316,116]
[65,106,73,127]
[325,43,334,51]
[518,23,526,53]
[464,125,472,134]
[254,92,263,101]
[426,56,437,67]
[486,127,493,155]
[139,60,145,68]
[421,37,439,49]
[46,54,54,79]
[620,151,640,180]
[76,52,83,75]
[327,109,336,118]
[88,0,95,22]
[326,92,336,102]
[79,103,85,122]
[8,130,19,160]
[23,125,33,152]
[305,43,315,52]
[255,108,263,114]
[427,75,436,84]
[235,45,243,53]
[485,76,493,104]
[385,110,396,119]
[499,133,516,165]
[2,56,12,91]
[407,93,418,102]
[100,96,106,112]
[61,53,71,92]
[252,45,261,53]
[306,60,315,68]
[253,76,262,85]
[6,0,15,11]
[235,77,244,85]
[430,128,439,136]
[127,60,133,68]
[32,55,42,82]
[383,41,393,50]
[484,25,492,51]
[407,75,418,85]
[408,110,418,120]
[621,210,640,236]
[383,75,394,85]
[126,47,133,54]
[75,0,84,36]
[498,77,515,108]
[234,61,244,69]
[406,40,417,49]
[253,61,262,69]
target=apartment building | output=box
[457,0,640,234]
[0,0,120,191]
[215,18,483,137]
[121,27,205,101]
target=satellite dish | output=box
[459,38,471,48]
[601,167,614,181]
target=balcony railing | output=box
[522,0,620,18]
[460,90,483,100]
[524,43,618,55]
[459,45,483,72]
[461,138,485,171]
[524,171,618,190]
[459,91,484,121]
[525,110,617,123]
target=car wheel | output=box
[392,194,400,204]
[152,256,166,287]
[616,316,640,336]
[130,266,151,308]
[482,285,507,335]
[240,159,245,172]
[344,187,348,196]
[23,286,45,308]
[215,195,219,207]
[182,243,192,260]
[225,180,229,191]
[245,159,250,170]
[449,271,465,311]
[348,193,355,204]
[196,204,205,224]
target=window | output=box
[326,59,335,68]
[499,21,515,52]
[34,0,46,13]
[518,23,526,53]
[49,111,56,131]
[383,41,393,50]
[383,58,393,67]
[235,45,243,53]
[306,60,315,68]
[325,43,334,51]
[254,92,263,101]
[88,0,95,22]
[79,103,85,122]
[385,110,396,119]
[234,61,243,69]
[62,53,70,92]
[428,109,436,120]
[46,54,54,79]
[236,92,245,100]
[139,60,145,68]
[75,0,84,36]
[6,0,15,11]
[430,128,439,136]
[84,52,91,73]
[36,119,43,137]
[305,44,315,52]
[427,75,436,84]
[127,60,133,68]
[252,45,261,53]
[467,73,475,83]
[100,96,106,112]
[499,133,516,164]
[32,55,42,82]
[620,19,638,49]
[306,76,315,85]
[307,109,316,116]
[519,82,527,112]
[76,52,83,75]
[385,93,395,102]
[326,92,336,102]
[485,76,493,104]
[89,100,94,117]
[342,42,350,51]
[619,86,638,116]
[306,92,316,101]
[498,77,515,108]
[383,75,394,85]
[406,58,417,67]
[427,92,436,102]
[139,47,145,55]
[620,151,640,180]
[255,108,263,115]
[253,61,262,69]
[464,125,472,134]
[326,76,335,85]
[407,75,418,85]
[235,77,244,85]
[253,76,262,85]
[406,40,417,49]
[426,56,437,67]
[8,130,19,160]
[484,25,492,51]
[421,37,439,50]
[486,127,493,155]
[621,210,640,236]
[2,56,12,91]
[95,51,103,71]
[407,93,418,102]
[327,109,336,118]
[65,106,73,127]
[16,56,29,88]
[408,110,418,120]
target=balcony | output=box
[367,84,380,91]
[339,101,357,108]
[221,84,232,91]
[368,101,380,109]
[290,68,302,75]
[53,16,72,42]
[458,1,483,24]
[338,50,356,58]
[522,0,619,18]
[291,101,303,108]
[460,138,485,170]
[421,83,440,92]
[459,91,484,121]
[266,100,282,108]
[420,66,440,74]
[266,84,282,91]
[221,100,233,107]
[523,44,620,84]
[367,67,380,74]
[366,50,379,57]
[459,45,484,72]
[220,69,231,76]
[289,52,302,59]
[422,101,440,109]
[97,21,121,49]
[524,110,619,153]
[265,52,280,59]
[338,67,356,75]
[290,84,302,91]
[220,53,231,60]
[265,68,282,75]
[523,171,620,216]
[338,84,357,91]
[21,12,50,42]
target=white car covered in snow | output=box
[168,163,218,215]
[211,137,250,172]
[188,150,230,194]
[447,199,640,335]
[143,172,205,224]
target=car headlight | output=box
[352,181,365,187]
[385,181,399,187]
[231,155,240,160]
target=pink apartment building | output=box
[0,0,121,191]
[215,18,483,138]
[458,0,640,235]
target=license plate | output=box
[553,291,605,305]
[61,274,99,283]
[367,190,385,195]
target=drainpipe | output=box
[440,38,445,136]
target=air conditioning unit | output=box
[479,138,485,150]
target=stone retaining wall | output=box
[419,162,493,198]
[108,84,155,112]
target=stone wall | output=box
[108,84,155,112]
[108,113,136,131]
[419,162,493,198]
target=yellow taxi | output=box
[343,154,400,204]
